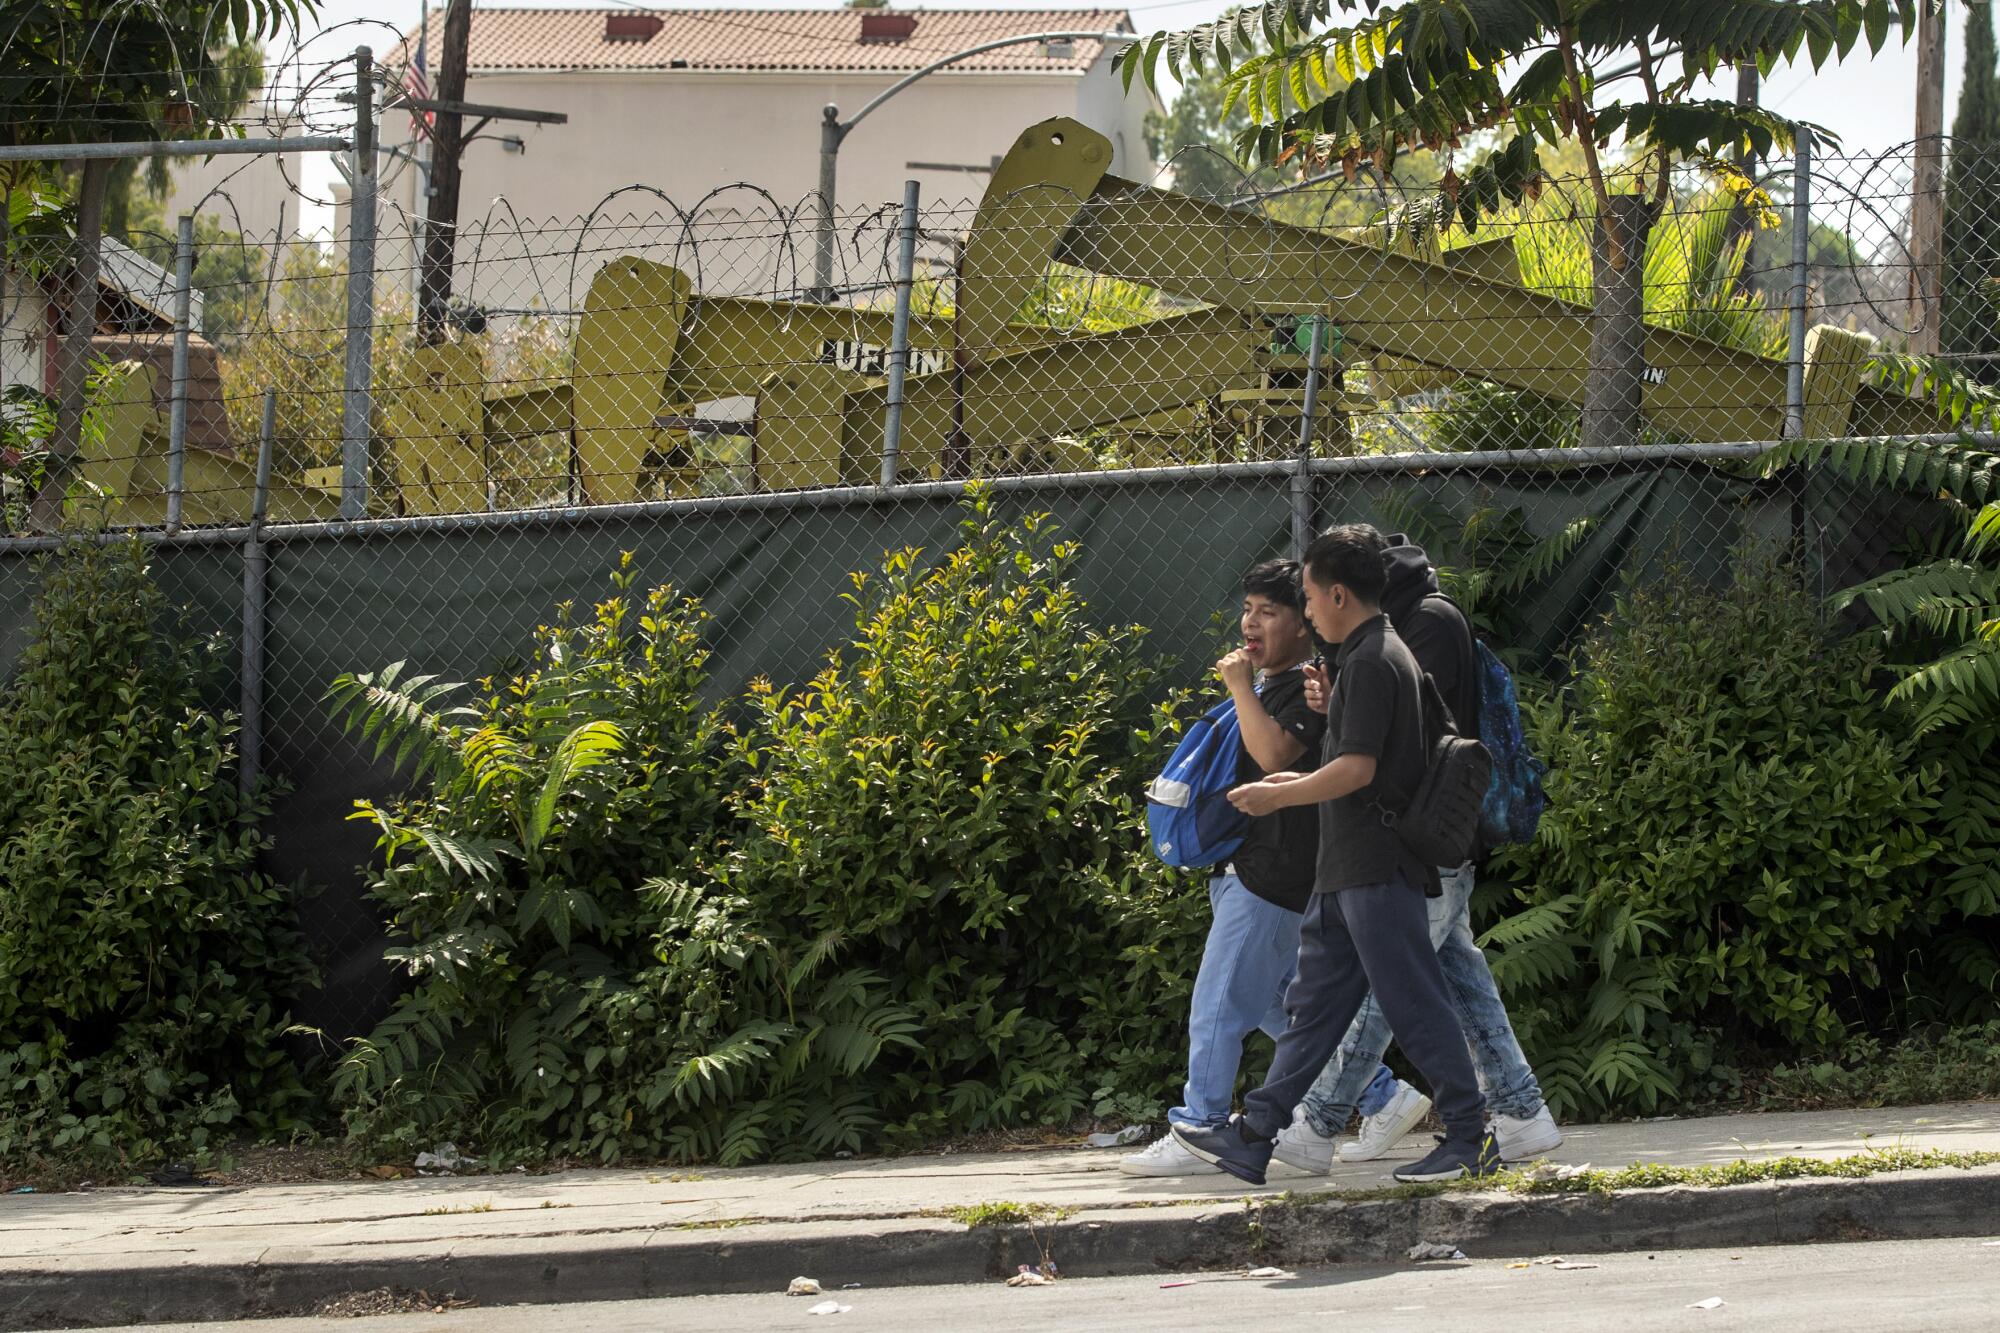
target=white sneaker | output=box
[1272,1106,1337,1175]
[1493,1105,1564,1161]
[1120,1131,1223,1177]
[1336,1081,1433,1162]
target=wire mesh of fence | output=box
[2,105,1987,1035]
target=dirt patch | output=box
[304,1288,476,1318]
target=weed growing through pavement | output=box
[1282,1147,2000,1209]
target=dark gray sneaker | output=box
[1170,1115,1275,1186]
[1393,1132,1502,1184]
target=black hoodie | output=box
[1380,535,1480,738]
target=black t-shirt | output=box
[1230,666,1326,914]
[1317,616,1437,896]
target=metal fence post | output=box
[340,45,378,520]
[1784,129,1811,440]
[881,179,921,488]
[1291,315,1327,559]
[166,211,194,534]
[240,388,276,801]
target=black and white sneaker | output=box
[1170,1114,1276,1186]
[1392,1132,1502,1184]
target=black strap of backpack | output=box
[1369,672,1455,830]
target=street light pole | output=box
[811,29,1136,302]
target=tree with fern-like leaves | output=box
[1117,1,1920,450]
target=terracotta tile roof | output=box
[395,8,1135,75]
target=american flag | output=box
[404,25,434,141]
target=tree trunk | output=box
[1581,192,1662,451]
[1724,62,1760,298]
[27,157,112,533]
[419,0,472,344]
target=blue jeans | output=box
[1300,863,1544,1134]
[1169,874,1300,1128]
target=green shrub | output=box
[0,541,309,1166]
[1424,380,1580,453]
[328,500,1200,1164]
[649,499,1189,1162]
[324,556,735,1159]
[1751,1020,2000,1111]
[1482,552,1946,1119]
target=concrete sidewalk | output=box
[4,1102,1998,1328]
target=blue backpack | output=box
[1146,696,1250,868]
[1472,639,1548,851]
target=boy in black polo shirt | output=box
[1121,560,1326,1177]
[1170,525,1497,1186]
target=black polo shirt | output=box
[1230,666,1325,914]
[1317,615,1437,896]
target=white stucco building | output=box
[361,6,1159,309]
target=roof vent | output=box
[859,13,919,43]
[605,13,664,42]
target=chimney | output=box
[858,12,919,43]
[605,13,664,42]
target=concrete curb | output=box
[8,1166,1999,1328]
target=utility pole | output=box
[1911,0,1947,356]
[419,0,471,344]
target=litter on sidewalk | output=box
[1408,1241,1467,1261]
[415,1143,476,1174]
[1085,1126,1150,1148]
[786,1277,822,1296]
[1690,1297,1727,1310]
[805,1299,852,1315]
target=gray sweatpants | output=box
[1243,878,1484,1143]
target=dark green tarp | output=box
[0,458,1902,1035]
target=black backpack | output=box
[1374,674,1493,868]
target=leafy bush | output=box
[1481,553,1947,1119]
[1762,431,2000,1022]
[659,501,1186,1161]
[1751,1020,2000,1111]
[1425,380,1580,453]
[327,502,1199,1164]
[324,556,734,1159]
[0,541,309,1165]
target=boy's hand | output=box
[1227,780,1288,816]
[1217,647,1256,692]
[1302,661,1331,714]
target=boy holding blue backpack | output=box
[1122,560,1327,1177]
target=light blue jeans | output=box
[1300,863,1544,1135]
[1169,874,1300,1128]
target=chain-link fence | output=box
[5,85,1987,1033]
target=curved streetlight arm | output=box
[812,29,1138,300]
[839,30,1138,137]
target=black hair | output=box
[1303,524,1388,604]
[1241,558,1305,614]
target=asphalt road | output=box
[104,1236,2000,1332]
